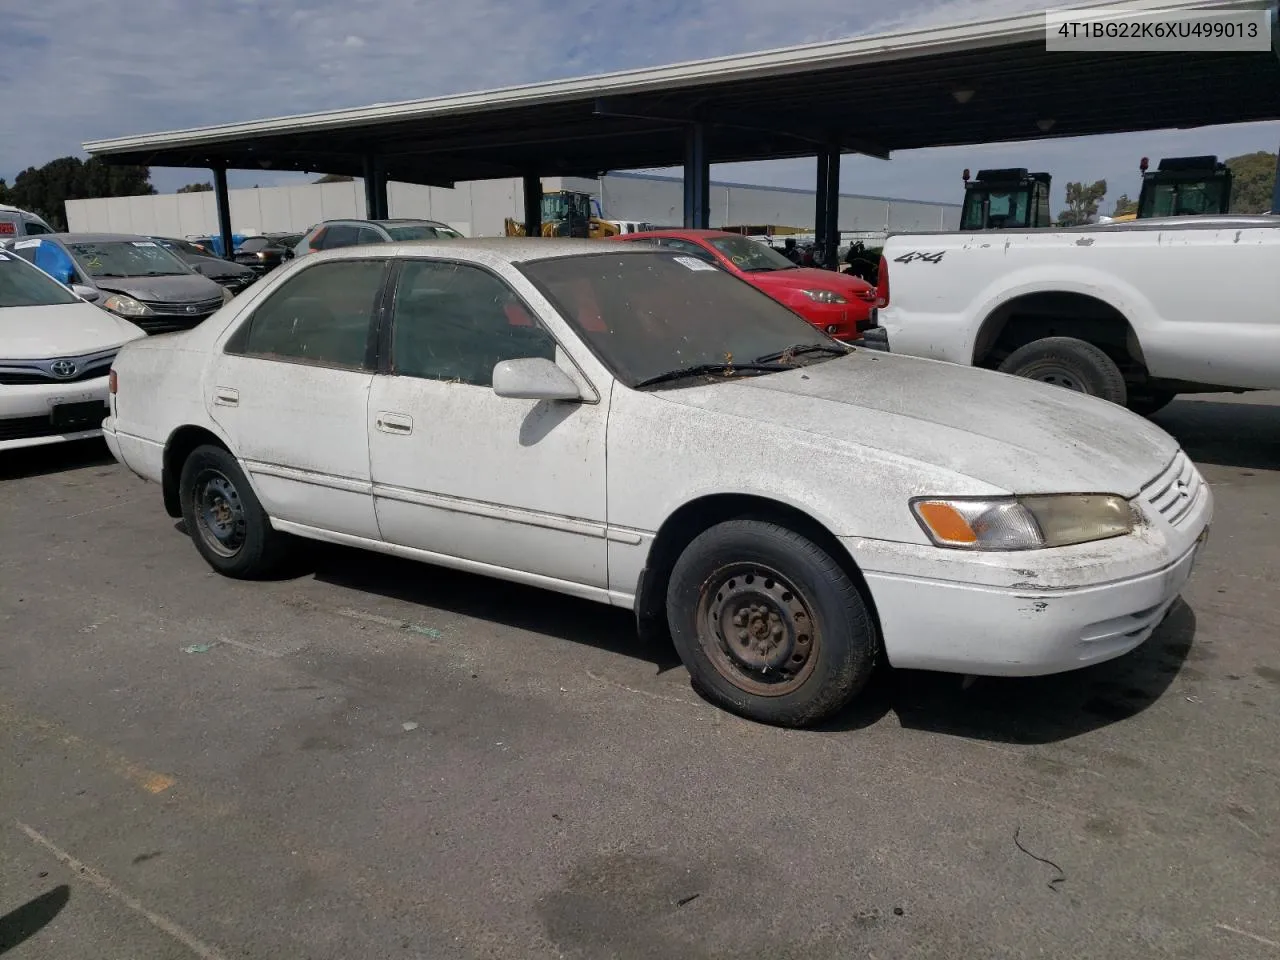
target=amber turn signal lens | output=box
[914,501,978,544]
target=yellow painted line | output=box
[0,697,177,796]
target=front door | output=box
[208,257,389,540]
[367,258,609,590]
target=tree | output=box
[1112,193,1138,217]
[177,182,214,193]
[1057,179,1107,226]
[1225,150,1277,214]
[313,173,353,184]
[2,156,155,230]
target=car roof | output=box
[316,237,671,264]
[45,232,159,244]
[620,228,739,240]
[316,218,455,229]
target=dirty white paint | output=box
[879,214,1280,391]
[103,238,1212,679]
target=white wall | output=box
[66,173,958,238]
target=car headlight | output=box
[102,294,153,317]
[221,286,235,303]
[799,289,847,304]
[911,494,1135,551]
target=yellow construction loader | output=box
[504,190,620,239]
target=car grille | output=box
[131,296,223,334]
[1139,450,1206,530]
[0,349,116,386]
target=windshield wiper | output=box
[635,362,789,388]
[756,343,851,363]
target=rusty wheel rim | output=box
[696,563,818,697]
[193,468,246,558]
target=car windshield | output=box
[384,223,462,241]
[518,251,845,387]
[67,240,190,278]
[705,235,798,272]
[0,252,81,307]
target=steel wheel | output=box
[192,468,247,558]
[1028,367,1086,391]
[696,562,819,697]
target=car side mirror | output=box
[491,357,581,401]
[71,284,101,302]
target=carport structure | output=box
[85,0,1280,262]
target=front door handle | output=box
[375,411,413,435]
[213,386,239,407]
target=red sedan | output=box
[613,229,877,341]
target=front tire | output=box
[179,444,290,579]
[666,519,877,727]
[997,336,1127,406]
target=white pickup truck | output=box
[865,215,1280,414]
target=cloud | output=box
[2,0,1276,210]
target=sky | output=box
[2,0,1278,215]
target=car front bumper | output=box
[844,464,1213,677]
[0,377,110,451]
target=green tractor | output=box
[959,168,1053,230]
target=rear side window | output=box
[322,225,359,249]
[228,259,386,370]
[388,259,557,387]
[24,221,51,235]
[355,226,383,246]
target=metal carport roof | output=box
[84,0,1280,186]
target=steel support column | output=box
[683,123,710,229]
[362,155,388,219]
[820,144,841,270]
[814,152,830,264]
[212,164,233,261]
[1272,145,1280,214]
[523,175,543,236]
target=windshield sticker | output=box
[673,255,716,272]
[13,238,42,249]
[131,240,158,247]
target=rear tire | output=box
[1126,390,1177,417]
[179,444,290,579]
[666,519,877,727]
[997,336,1127,406]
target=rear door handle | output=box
[213,386,239,407]
[375,411,413,435]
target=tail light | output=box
[875,255,889,308]
[108,370,118,395]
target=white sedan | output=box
[1,248,146,451]
[102,239,1211,726]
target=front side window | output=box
[355,227,384,246]
[657,238,718,264]
[520,251,840,387]
[0,252,81,307]
[66,240,189,278]
[231,259,386,369]
[389,259,557,387]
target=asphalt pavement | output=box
[1,393,1278,959]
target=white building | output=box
[65,171,958,239]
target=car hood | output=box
[753,267,873,294]
[188,256,255,279]
[0,302,145,359]
[657,351,1177,497]
[94,273,224,302]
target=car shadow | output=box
[1151,396,1280,471]
[0,884,70,953]
[308,544,683,672]
[819,600,1197,744]
[0,439,114,481]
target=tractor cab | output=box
[959,168,1052,230]
[1136,156,1233,219]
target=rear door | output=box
[209,257,389,539]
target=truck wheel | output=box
[666,519,877,727]
[997,336,1127,406]
[180,444,291,579]
[1126,390,1177,416]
